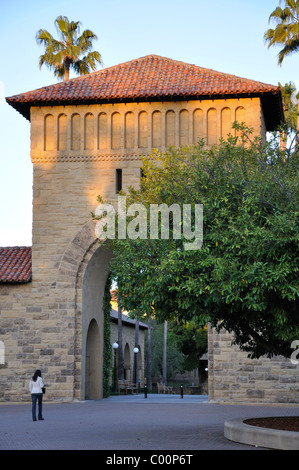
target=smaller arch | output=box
[44,114,54,151]
[138,111,148,148]
[221,107,232,140]
[84,112,94,150]
[124,343,131,380]
[98,112,107,149]
[57,113,67,150]
[152,111,162,148]
[235,106,245,123]
[111,112,121,149]
[207,108,217,146]
[235,106,246,138]
[193,108,203,144]
[179,109,189,146]
[125,111,135,149]
[71,113,81,150]
[165,110,175,147]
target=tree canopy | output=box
[36,15,102,80]
[98,125,298,360]
[264,0,299,65]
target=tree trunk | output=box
[162,320,167,386]
[117,305,124,380]
[134,320,139,388]
[147,315,152,391]
[64,60,70,81]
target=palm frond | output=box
[77,30,98,52]
[36,15,102,80]
[278,37,299,63]
[73,51,102,75]
[36,29,54,45]
[265,0,299,63]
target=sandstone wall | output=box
[208,326,299,404]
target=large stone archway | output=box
[57,220,112,400]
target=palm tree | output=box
[36,15,102,80]
[279,81,299,149]
[264,0,299,65]
[279,81,299,130]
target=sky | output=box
[0,0,298,246]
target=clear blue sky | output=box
[0,0,298,246]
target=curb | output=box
[224,418,299,450]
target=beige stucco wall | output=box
[2,95,295,404]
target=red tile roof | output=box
[6,55,283,130]
[0,247,32,283]
[110,309,148,329]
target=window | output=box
[116,169,122,193]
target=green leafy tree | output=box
[99,126,298,360]
[170,320,208,374]
[149,321,185,381]
[36,15,102,80]
[264,0,299,65]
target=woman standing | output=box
[29,370,45,421]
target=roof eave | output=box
[6,89,284,130]
[0,275,32,284]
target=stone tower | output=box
[1,55,291,403]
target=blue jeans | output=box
[31,393,43,420]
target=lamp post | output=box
[133,346,139,393]
[112,342,119,393]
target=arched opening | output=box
[85,319,101,399]
[81,243,112,399]
[124,343,131,380]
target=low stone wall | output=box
[208,326,299,404]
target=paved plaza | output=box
[0,394,298,451]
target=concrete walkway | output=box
[0,394,298,451]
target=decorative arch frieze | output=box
[33,100,258,163]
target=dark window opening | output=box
[116,169,122,193]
